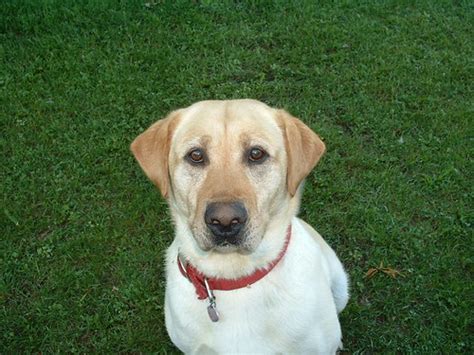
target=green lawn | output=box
[1,0,472,353]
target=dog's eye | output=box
[248,147,267,163]
[187,148,205,165]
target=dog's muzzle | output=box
[204,201,248,245]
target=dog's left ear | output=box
[130,111,181,198]
[277,110,326,197]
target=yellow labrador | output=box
[131,99,348,354]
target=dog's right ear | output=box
[130,111,181,198]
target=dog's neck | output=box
[173,221,292,279]
[170,199,298,279]
[177,225,291,301]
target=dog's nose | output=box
[205,202,248,239]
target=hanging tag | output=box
[207,301,220,322]
[204,278,220,322]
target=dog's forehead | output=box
[173,100,282,146]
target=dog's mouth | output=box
[209,235,254,255]
[191,226,257,255]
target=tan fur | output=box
[277,110,326,196]
[195,162,257,224]
[130,111,181,198]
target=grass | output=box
[1,0,472,352]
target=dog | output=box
[131,99,349,354]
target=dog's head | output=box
[131,100,325,254]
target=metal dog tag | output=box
[204,278,220,322]
[207,302,220,322]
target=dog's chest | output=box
[166,272,306,353]
[164,240,339,353]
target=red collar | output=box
[178,225,292,300]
